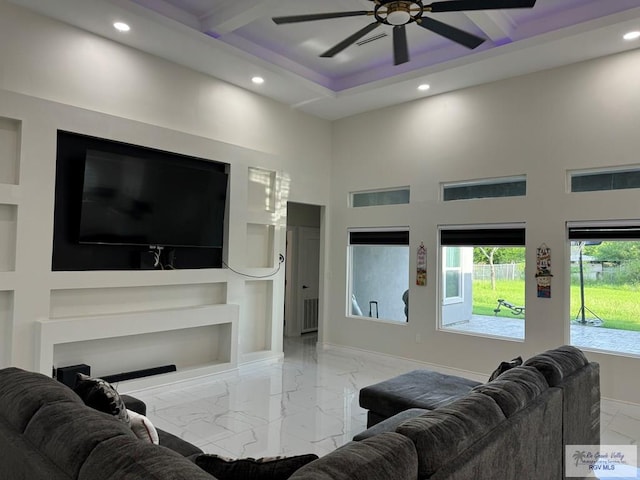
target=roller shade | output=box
[568,226,640,241]
[440,228,525,246]
[349,230,409,245]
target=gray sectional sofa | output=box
[290,345,600,480]
[0,345,599,480]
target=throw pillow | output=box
[488,356,523,382]
[127,408,159,444]
[192,453,319,480]
[73,373,130,426]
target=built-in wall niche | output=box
[38,303,238,388]
[0,117,20,185]
[0,205,17,271]
[53,323,232,380]
[0,291,13,368]
[246,223,275,268]
[240,280,272,355]
[248,167,276,212]
[49,283,227,319]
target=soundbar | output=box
[101,364,177,384]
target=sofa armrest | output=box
[121,395,146,416]
[120,394,203,457]
[158,429,203,457]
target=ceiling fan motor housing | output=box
[376,1,424,26]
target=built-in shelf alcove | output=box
[0,290,13,368]
[246,223,275,268]
[240,280,273,357]
[0,204,17,272]
[0,116,20,186]
[248,167,276,213]
[49,283,227,318]
[38,303,239,390]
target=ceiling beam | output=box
[464,11,516,43]
[113,0,200,30]
[199,0,278,35]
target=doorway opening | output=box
[284,202,323,339]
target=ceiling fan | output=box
[272,0,537,66]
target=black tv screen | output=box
[79,149,228,248]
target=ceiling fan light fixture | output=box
[384,2,413,26]
[387,10,411,26]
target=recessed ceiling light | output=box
[623,31,640,41]
[252,76,265,85]
[418,84,430,91]
[113,22,130,32]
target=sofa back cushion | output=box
[472,366,548,418]
[78,435,215,480]
[0,367,81,432]
[396,392,505,478]
[0,421,73,480]
[23,400,137,479]
[288,432,418,480]
[523,346,600,450]
[523,345,588,387]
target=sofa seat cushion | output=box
[396,392,505,478]
[0,367,82,432]
[289,432,418,480]
[472,366,548,417]
[359,370,481,421]
[78,435,215,480]
[523,345,588,387]
[24,401,137,478]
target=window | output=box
[570,167,640,193]
[443,176,526,201]
[443,247,462,303]
[568,223,640,356]
[348,229,409,323]
[350,187,410,207]
[439,226,526,340]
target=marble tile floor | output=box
[125,333,640,463]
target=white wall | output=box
[0,1,331,384]
[327,48,640,404]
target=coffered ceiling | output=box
[9,0,640,119]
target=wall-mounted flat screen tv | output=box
[78,149,228,248]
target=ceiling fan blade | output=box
[417,16,485,49]
[428,0,536,13]
[393,25,409,65]
[320,22,381,58]
[273,11,370,25]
